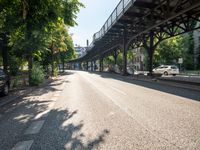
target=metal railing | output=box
[89,0,135,49]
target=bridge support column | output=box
[100,58,103,72]
[86,61,88,71]
[143,31,160,75]
[91,61,94,71]
[113,50,118,65]
[94,60,96,71]
[122,29,128,76]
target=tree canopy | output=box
[0,0,83,84]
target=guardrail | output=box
[89,0,135,49]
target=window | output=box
[171,66,178,69]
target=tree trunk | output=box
[62,61,65,73]
[1,33,9,74]
[28,55,33,84]
[50,42,54,76]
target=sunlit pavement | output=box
[0,70,200,150]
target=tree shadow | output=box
[0,80,109,150]
[87,71,200,101]
[30,108,110,150]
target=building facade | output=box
[74,46,87,58]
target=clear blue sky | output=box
[69,0,119,47]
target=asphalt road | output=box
[0,71,200,150]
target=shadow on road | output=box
[0,73,109,150]
[87,71,200,102]
[31,108,109,150]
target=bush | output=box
[12,76,20,88]
[30,63,45,86]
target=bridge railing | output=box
[90,0,134,47]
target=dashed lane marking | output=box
[110,86,127,96]
[34,110,50,120]
[24,120,45,135]
[12,140,33,150]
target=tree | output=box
[20,0,83,81]
[0,0,22,73]
[153,34,194,70]
[1,0,83,84]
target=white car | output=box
[153,65,179,76]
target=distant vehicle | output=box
[153,65,179,76]
[0,69,10,96]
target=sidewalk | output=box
[130,74,200,92]
[0,77,61,108]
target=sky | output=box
[69,0,120,47]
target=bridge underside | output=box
[70,0,200,75]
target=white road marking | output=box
[110,86,127,96]
[24,120,45,135]
[34,110,50,120]
[12,140,33,150]
[82,74,168,141]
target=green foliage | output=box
[0,0,83,80]
[9,56,20,76]
[154,34,194,70]
[30,63,45,86]
[127,50,136,61]
[104,56,115,65]
[53,66,59,77]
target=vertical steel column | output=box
[91,61,94,71]
[113,50,118,65]
[100,58,103,72]
[143,31,157,75]
[86,61,88,71]
[122,28,128,75]
[94,60,96,71]
[149,31,154,75]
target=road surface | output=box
[0,71,200,150]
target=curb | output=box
[157,77,200,86]
[99,72,200,92]
[129,76,200,92]
[0,79,54,108]
[0,87,35,108]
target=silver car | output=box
[153,65,179,76]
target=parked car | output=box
[153,65,179,76]
[0,69,10,96]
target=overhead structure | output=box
[70,0,200,74]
